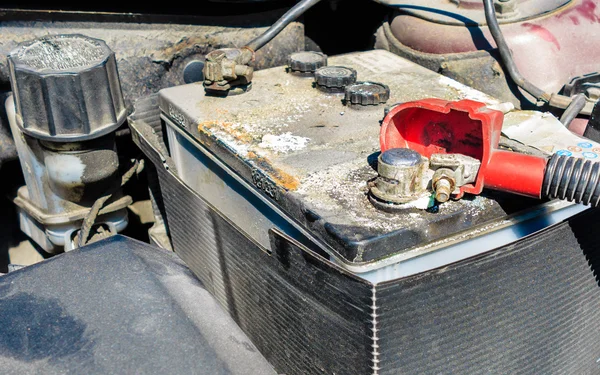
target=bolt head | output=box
[494,0,519,16]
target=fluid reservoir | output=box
[8,34,127,141]
[6,34,131,253]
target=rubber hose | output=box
[482,0,549,101]
[482,0,597,115]
[559,93,588,127]
[245,0,322,52]
[542,154,600,207]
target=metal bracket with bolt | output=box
[203,47,255,95]
[430,154,481,203]
[202,0,322,95]
[368,150,481,207]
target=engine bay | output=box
[1,1,600,374]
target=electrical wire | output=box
[559,93,587,127]
[482,0,548,101]
[482,0,595,115]
[76,159,144,248]
[245,0,322,52]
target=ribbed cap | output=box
[314,66,357,92]
[8,34,127,141]
[344,81,390,106]
[288,51,327,73]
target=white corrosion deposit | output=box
[258,132,310,153]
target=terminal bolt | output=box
[429,153,481,201]
[432,170,456,203]
[203,47,254,95]
[369,148,428,207]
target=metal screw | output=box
[434,177,453,203]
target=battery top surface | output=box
[158,50,540,265]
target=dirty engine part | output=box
[202,0,322,95]
[130,49,598,375]
[155,50,556,268]
[375,0,600,115]
[6,35,131,253]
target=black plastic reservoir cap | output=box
[288,51,327,73]
[314,66,357,93]
[8,34,127,142]
[380,148,422,167]
[345,81,390,106]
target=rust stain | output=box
[152,36,207,65]
[198,120,254,143]
[247,151,299,191]
[198,122,299,191]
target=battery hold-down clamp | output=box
[375,98,600,208]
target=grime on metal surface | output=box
[157,50,552,265]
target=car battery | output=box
[130,50,600,375]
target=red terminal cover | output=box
[380,99,547,199]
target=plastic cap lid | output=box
[288,51,327,73]
[8,34,127,142]
[314,66,357,91]
[345,81,390,106]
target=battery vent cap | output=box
[345,81,390,106]
[288,51,327,73]
[315,66,357,93]
[8,34,127,142]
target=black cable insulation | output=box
[245,0,322,51]
[559,93,587,127]
[482,0,549,101]
[543,154,600,207]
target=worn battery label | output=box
[502,111,600,158]
[342,49,416,73]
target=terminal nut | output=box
[494,0,519,18]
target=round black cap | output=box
[345,81,390,106]
[288,51,327,73]
[314,66,357,92]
